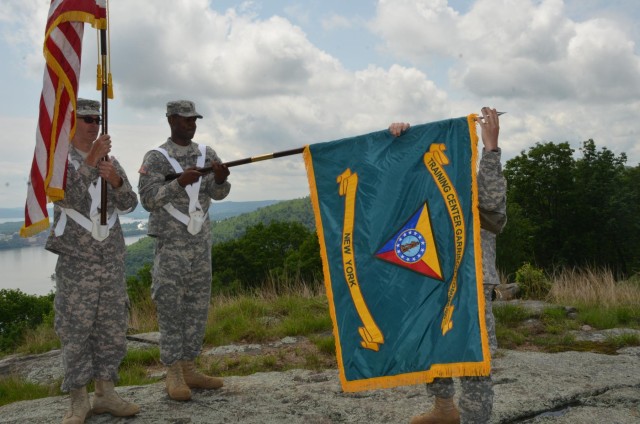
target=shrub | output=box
[0,289,54,352]
[515,263,551,299]
[126,263,152,305]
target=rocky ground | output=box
[0,300,639,423]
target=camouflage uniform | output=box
[46,147,138,392]
[138,138,230,365]
[425,148,507,423]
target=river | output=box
[0,235,146,296]
[0,218,146,296]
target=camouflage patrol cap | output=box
[166,100,203,118]
[76,98,101,116]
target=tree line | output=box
[128,139,640,302]
[127,137,640,295]
[497,139,640,279]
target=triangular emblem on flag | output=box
[374,203,443,280]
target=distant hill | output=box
[0,200,285,250]
[211,197,314,244]
[0,200,282,226]
[105,200,282,221]
[124,196,315,276]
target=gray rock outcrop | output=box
[1,347,638,423]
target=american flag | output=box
[20,0,107,237]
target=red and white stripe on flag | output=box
[20,0,107,238]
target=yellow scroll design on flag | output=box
[423,144,466,335]
[337,169,385,351]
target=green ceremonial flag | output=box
[303,115,491,392]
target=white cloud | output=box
[322,14,352,31]
[0,0,49,77]
[371,0,640,101]
[368,0,640,165]
[1,0,639,210]
[370,0,462,59]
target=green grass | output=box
[14,324,60,355]
[495,327,527,349]
[494,303,640,353]
[205,294,332,346]
[309,334,336,357]
[540,306,580,334]
[578,305,640,329]
[493,304,531,324]
[0,348,163,407]
[5,273,640,408]
[0,376,62,407]
[118,348,163,386]
[604,332,640,349]
[205,353,300,377]
[530,333,577,351]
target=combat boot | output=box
[62,386,91,424]
[410,396,460,424]
[181,360,224,389]
[92,380,140,416]
[166,361,192,401]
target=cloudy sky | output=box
[1,0,639,209]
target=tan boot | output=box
[62,386,91,424]
[410,396,460,424]
[181,360,224,389]
[166,362,192,401]
[92,380,140,417]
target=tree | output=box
[501,139,640,279]
[620,165,640,275]
[503,142,576,271]
[571,140,630,275]
[126,263,153,305]
[0,289,54,352]
[496,201,536,279]
[284,232,322,283]
[211,221,322,291]
[124,236,154,277]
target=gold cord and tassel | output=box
[95,0,114,99]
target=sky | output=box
[1,0,639,209]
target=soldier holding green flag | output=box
[138,100,230,401]
[390,107,506,424]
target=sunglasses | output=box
[79,116,102,124]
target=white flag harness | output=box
[54,157,129,241]
[154,144,207,235]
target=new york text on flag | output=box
[304,115,490,392]
[20,0,107,237]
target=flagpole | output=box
[163,111,508,182]
[99,28,109,225]
[164,147,305,181]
